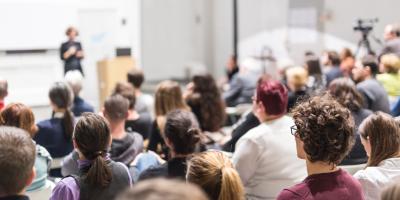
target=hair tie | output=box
[95,151,103,157]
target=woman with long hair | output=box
[50,113,131,200]
[0,103,52,192]
[187,151,245,200]
[354,112,400,200]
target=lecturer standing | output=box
[60,26,84,75]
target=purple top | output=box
[50,155,132,200]
[276,169,364,200]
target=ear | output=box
[365,66,372,74]
[25,167,36,189]
[72,138,78,149]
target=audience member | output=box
[352,55,391,113]
[116,178,208,200]
[304,55,326,92]
[377,54,400,103]
[223,58,261,107]
[148,80,190,158]
[379,23,400,59]
[50,113,131,200]
[381,182,400,200]
[285,66,309,111]
[0,78,8,110]
[187,151,245,200]
[322,51,343,85]
[232,80,307,200]
[139,110,201,180]
[354,112,400,200]
[65,70,94,117]
[340,48,356,78]
[0,103,52,192]
[329,78,372,165]
[113,82,152,139]
[127,68,154,117]
[277,94,363,200]
[34,82,74,176]
[0,127,36,200]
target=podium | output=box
[97,56,135,106]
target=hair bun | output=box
[187,127,201,145]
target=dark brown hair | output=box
[113,82,136,110]
[327,51,341,66]
[164,110,201,155]
[340,48,354,60]
[359,112,400,167]
[73,113,112,187]
[187,74,226,132]
[0,103,38,137]
[292,94,355,165]
[361,55,379,76]
[127,68,145,88]
[49,82,74,140]
[328,78,364,112]
[305,55,322,75]
[0,126,36,196]
[104,94,129,122]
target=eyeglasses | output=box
[290,125,298,137]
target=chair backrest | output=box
[340,163,366,175]
[26,180,55,200]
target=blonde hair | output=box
[187,151,245,200]
[382,182,400,200]
[381,54,400,73]
[286,66,308,90]
[155,80,189,116]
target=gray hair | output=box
[64,70,83,96]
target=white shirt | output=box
[232,115,307,200]
[354,157,400,200]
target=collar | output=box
[53,112,65,118]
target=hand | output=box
[68,46,77,55]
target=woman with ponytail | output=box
[187,151,245,200]
[34,82,75,176]
[139,109,201,180]
[50,113,132,200]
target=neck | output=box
[110,121,126,140]
[135,89,142,96]
[306,159,338,176]
[128,109,140,120]
[259,113,284,122]
[169,150,188,159]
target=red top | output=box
[0,101,4,111]
[277,169,364,200]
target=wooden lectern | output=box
[97,56,135,106]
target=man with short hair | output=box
[323,51,343,85]
[232,80,307,200]
[379,23,400,59]
[64,70,94,117]
[0,79,8,110]
[0,126,36,200]
[127,68,154,118]
[352,55,391,113]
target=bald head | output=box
[384,24,400,41]
[0,79,8,100]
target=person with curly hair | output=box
[277,94,364,200]
[354,112,400,200]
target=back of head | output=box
[329,78,364,111]
[340,48,354,60]
[292,94,355,165]
[127,68,145,89]
[112,82,136,110]
[256,80,288,116]
[305,56,322,75]
[361,55,379,76]
[104,94,129,123]
[359,112,400,167]
[164,109,201,155]
[155,80,187,116]
[382,182,400,200]
[0,103,37,137]
[327,51,341,66]
[116,178,208,200]
[0,79,7,99]
[64,70,84,96]
[73,113,112,187]
[187,151,244,200]
[0,126,36,196]
[380,54,400,74]
[285,66,308,91]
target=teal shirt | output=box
[27,144,52,191]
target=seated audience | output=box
[304,55,325,92]
[352,55,391,113]
[379,23,400,59]
[139,110,201,180]
[329,78,372,165]
[277,94,363,200]
[340,48,356,78]
[354,112,400,200]
[285,66,309,111]
[0,103,52,192]
[50,113,132,200]
[187,151,245,200]
[65,70,94,117]
[322,50,343,85]
[0,78,7,110]
[381,182,400,200]
[377,54,400,104]
[232,79,307,200]
[223,58,261,107]
[127,68,154,117]
[116,178,208,200]
[34,82,74,176]
[0,127,36,200]
[148,80,190,158]
[113,82,152,139]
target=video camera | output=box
[353,18,379,35]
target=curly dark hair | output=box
[292,94,355,165]
[328,78,364,112]
[187,74,226,132]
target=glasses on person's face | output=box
[290,125,298,137]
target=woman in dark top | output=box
[305,55,326,92]
[329,78,372,165]
[139,110,201,180]
[34,82,75,177]
[60,26,84,75]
